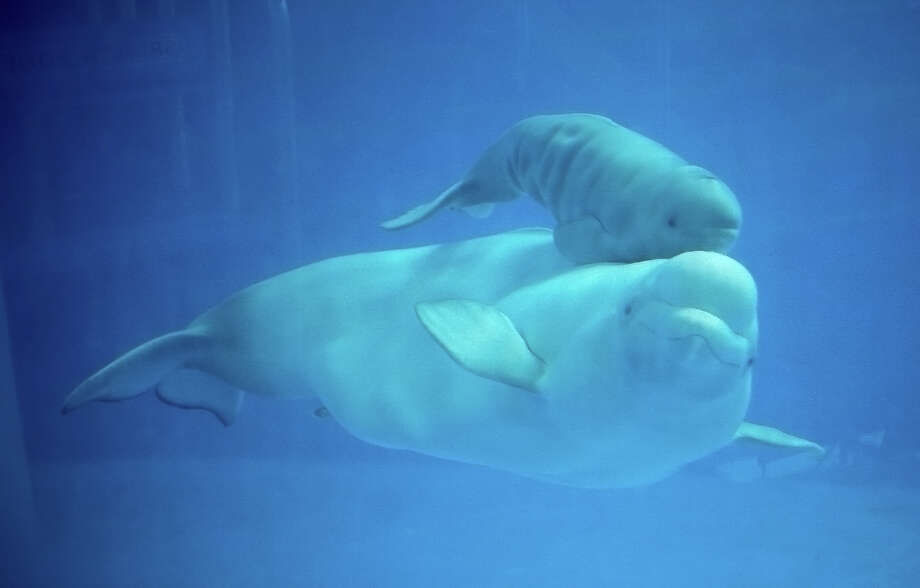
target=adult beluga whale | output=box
[62,229,821,488]
[381,113,742,264]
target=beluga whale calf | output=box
[62,229,821,488]
[381,113,742,264]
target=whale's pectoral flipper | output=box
[734,421,826,455]
[415,299,545,390]
[156,369,244,426]
[381,181,490,229]
[62,329,214,415]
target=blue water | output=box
[2,1,918,586]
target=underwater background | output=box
[1,1,918,586]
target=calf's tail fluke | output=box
[380,182,466,229]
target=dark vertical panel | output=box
[208,0,239,210]
[0,284,37,586]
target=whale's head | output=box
[623,251,757,402]
[625,252,756,453]
[544,251,757,486]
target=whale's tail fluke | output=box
[62,329,243,425]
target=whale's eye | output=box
[624,303,633,316]
[746,357,755,368]
[667,215,677,228]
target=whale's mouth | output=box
[635,300,754,368]
[702,226,740,250]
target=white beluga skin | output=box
[381,113,742,264]
[62,229,820,488]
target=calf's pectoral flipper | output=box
[553,216,610,265]
[734,421,825,455]
[62,328,242,425]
